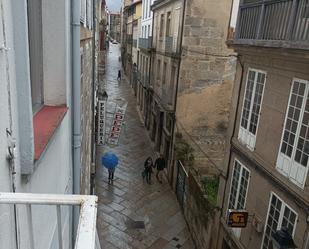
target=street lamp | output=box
[272,227,297,249]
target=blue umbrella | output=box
[101,152,119,170]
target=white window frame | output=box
[276,78,309,189]
[80,0,86,24]
[261,192,298,249]
[227,159,251,238]
[238,68,267,151]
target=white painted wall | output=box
[0,1,73,248]
[230,0,240,28]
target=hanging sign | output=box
[108,104,127,145]
[97,100,106,145]
[227,210,249,228]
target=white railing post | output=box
[56,205,63,249]
[26,204,35,249]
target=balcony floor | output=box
[95,44,194,249]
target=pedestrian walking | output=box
[143,157,153,184]
[101,152,119,185]
[108,168,115,184]
[154,154,166,184]
[117,70,121,81]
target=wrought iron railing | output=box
[138,37,152,50]
[0,192,100,249]
[165,36,174,52]
[235,0,309,42]
[133,39,137,48]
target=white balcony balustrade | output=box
[0,192,101,249]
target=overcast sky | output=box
[106,0,122,13]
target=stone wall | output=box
[176,0,236,174]
[183,172,220,249]
[80,31,93,195]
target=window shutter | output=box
[277,78,309,188]
[86,0,92,29]
[81,0,86,24]
[262,193,297,249]
[238,69,266,150]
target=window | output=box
[261,193,297,249]
[148,24,151,37]
[162,62,167,86]
[80,0,86,23]
[169,66,176,104]
[27,0,44,112]
[157,59,161,80]
[228,160,250,211]
[277,78,309,188]
[238,69,266,150]
[228,159,250,238]
[166,12,171,37]
[160,14,165,37]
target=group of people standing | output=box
[143,154,166,184]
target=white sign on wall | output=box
[108,104,127,145]
[97,100,106,145]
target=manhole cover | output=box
[126,220,145,229]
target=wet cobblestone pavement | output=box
[95,44,194,249]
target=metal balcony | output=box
[233,0,309,49]
[0,192,101,249]
[133,39,137,48]
[138,37,152,50]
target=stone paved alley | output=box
[95,44,194,249]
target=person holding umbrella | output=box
[101,152,119,184]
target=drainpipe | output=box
[168,0,187,185]
[215,56,244,248]
[90,0,97,195]
[71,0,81,242]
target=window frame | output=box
[261,192,298,249]
[157,59,161,80]
[166,11,172,37]
[160,13,165,37]
[27,0,44,113]
[238,68,267,151]
[276,78,309,188]
[227,159,251,238]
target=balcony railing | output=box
[133,39,137,48]
[138,37,152,50]
[127,34,133,44]
[234,0,309,47]
[0,192,100,249]
[164,36,180,55]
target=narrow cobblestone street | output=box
[95,44,194,249]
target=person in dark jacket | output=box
[143,157,153,184]
[117,70,121,81]
[154,154,166,183]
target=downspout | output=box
[71,0,81,242]
[90,0,97,195]
[169,0,187,185]
[215,55,244,248]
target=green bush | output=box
[201,176,219,206]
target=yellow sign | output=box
[227,210,248,228]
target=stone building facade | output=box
[136,0,154,127]
[218,1,309,248]
[109,13,121,42]
[141,0,236,248]
[80,0,106,195]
